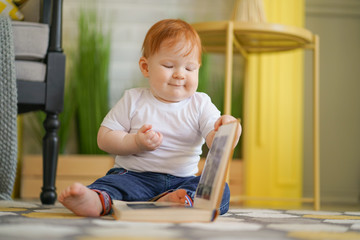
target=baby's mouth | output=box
[168,83,184,87]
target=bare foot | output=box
[58,182,102,217]
[157,189,188,205]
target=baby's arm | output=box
[205,115,241,149]
[97,124,163,155]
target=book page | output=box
[195,135,228,200]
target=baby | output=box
[59,19,241,217]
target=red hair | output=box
[141,19,202,63]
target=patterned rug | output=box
[0,200,360,240]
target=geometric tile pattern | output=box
[0,201,359,240]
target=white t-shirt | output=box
[101,88,221,177]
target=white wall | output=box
[62,0,234,106]
[304,0,360,204]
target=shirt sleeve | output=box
[100,89,136,132]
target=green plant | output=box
[75,7,110,154]
[198,53,224,112]
[198,53,243,158]
[60,6,111,154]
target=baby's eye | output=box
[162,64,173,68]
[186,66,197,71]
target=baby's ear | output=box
[139,57,149,77]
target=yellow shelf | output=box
[192,20,320,210]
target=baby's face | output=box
[144,39,200,103]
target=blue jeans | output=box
[88,168,230,215]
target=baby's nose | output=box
[173,70,185,79]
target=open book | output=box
[112,121,239,223]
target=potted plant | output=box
[61,6,111,154]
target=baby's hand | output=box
[135,124,163,151]
[214,115,241,148]
[214,115,238,131]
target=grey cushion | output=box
[12,21,49,83]
[12,21,49,60]
[15,60,46,82]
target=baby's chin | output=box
[151,87,196,103]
